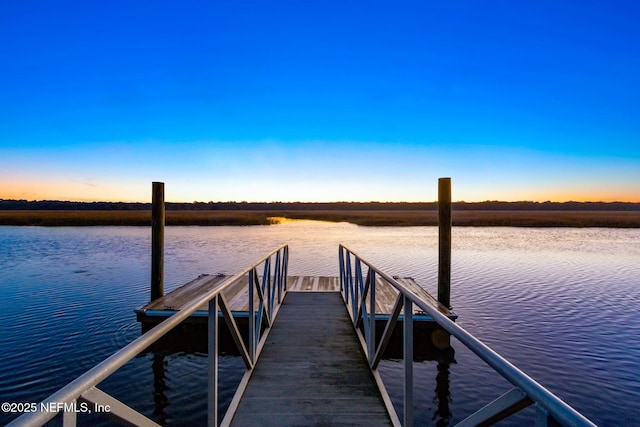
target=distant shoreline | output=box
[1,209,639,227]
[2,200,640,212]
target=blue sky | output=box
[1,1,639,202]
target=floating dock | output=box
[135,274,457,359]
[136,275,455,321]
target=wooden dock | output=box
[229,292,393,426]
[136,275,455,321]
[136,274,456,359]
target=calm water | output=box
[0,222,639,426]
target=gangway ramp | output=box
[229,291,393,426]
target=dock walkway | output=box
[229,291,393,426]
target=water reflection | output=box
[1,225,638,426]
[151,353,169,425]
[433,361,452,426]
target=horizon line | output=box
[2,198,640,205]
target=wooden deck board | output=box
[141,274,228,311]
[395,277,453,315]
[229,292,393,426]
[375,277,400,315]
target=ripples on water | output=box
[0,224,639,426]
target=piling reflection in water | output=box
[151,353,169,425]
[143,348,248,425]
[434,361,452,426]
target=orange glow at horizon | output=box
[475,186,640,204]
[0,179,149,203]
[1,179,639,204]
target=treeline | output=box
[1,200,639,211]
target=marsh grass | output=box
[0,210,271,226]
[274,210,640,227]
[1,210,639,227]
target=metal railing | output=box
[9,245,289,427]
[339,244,596,427]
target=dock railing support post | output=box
[438,178,451,308]
[404,296,414,427]
[151,182,165,301]
[208,295,219,427]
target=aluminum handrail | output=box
[339,244,597,427]
[9,244,288,427]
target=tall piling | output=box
[438,178,451,308]
[151,182,165,301]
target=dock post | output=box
[438,178,451,308]
[151,182,165,301]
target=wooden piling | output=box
[151,182,165,301]
[438,178,451,308]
